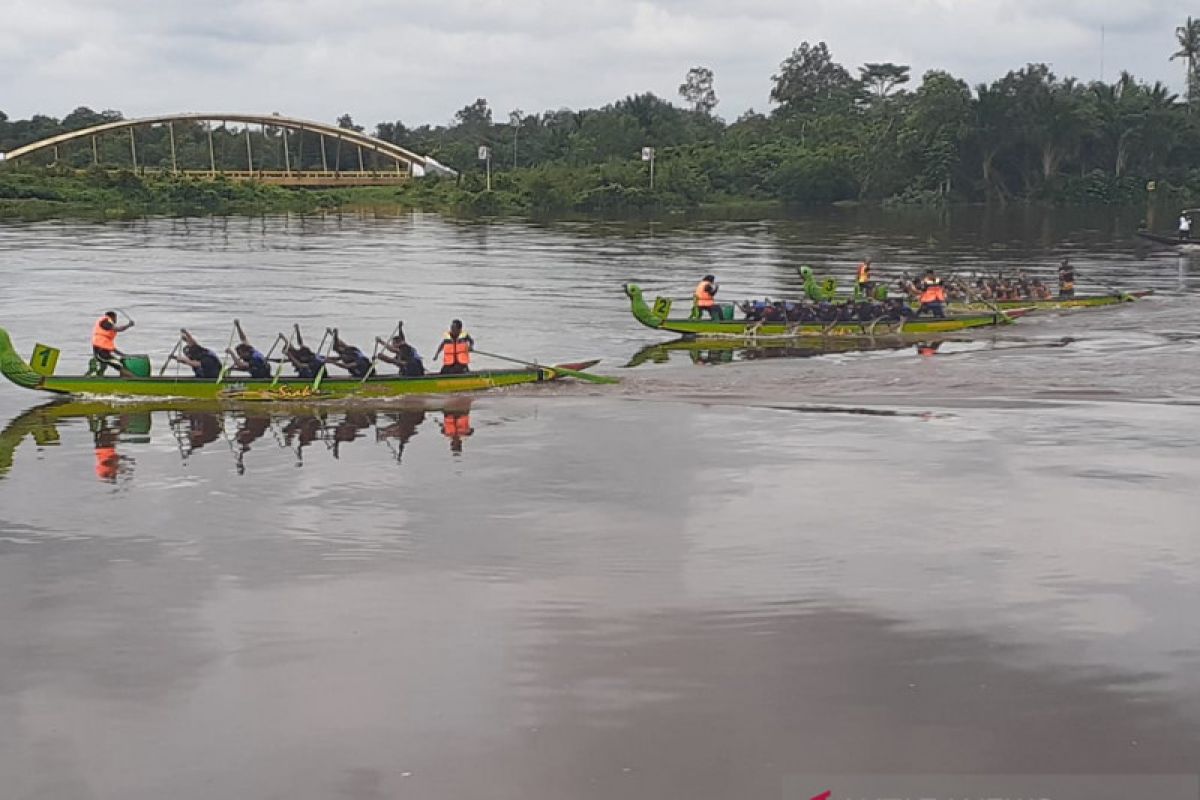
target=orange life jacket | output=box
[857,263,871,283]
[92,317,117,350]
[694,280,715,308]
[919,282,946,304]
[442,332,470,367]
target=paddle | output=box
[158,336,183,376]
[472,349,619,384]
[361,321,401,384]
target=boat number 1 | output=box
[30,343,60,377]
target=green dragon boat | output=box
[0,326,602,401]
[624,284,1026,340]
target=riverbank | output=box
[0,164,1187,223]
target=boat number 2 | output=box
[652,297,673,318]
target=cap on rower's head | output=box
[105,311,117,321]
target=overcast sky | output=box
[0,0,1190,129]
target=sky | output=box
[0,0,1191,130]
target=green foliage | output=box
[7,23,1200,216]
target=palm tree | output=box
[1171,17,1200,110]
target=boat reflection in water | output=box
[0,397,480,481]
[625,336,922,368]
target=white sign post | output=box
[641,146,655,190]
[478,145,492,191]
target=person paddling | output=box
[225,319,271,379]
[326,329,374,378]
[284,325,327,379]
[171,329,223,378]
[1057,259,1076,299]
[376,323,425,377]
[693,274,719,320]
[433,320,474,375]
[91,310,134,376]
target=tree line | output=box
[5,20,1200,213]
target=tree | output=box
[770,41,858,116]
[900,70,973,194]
[454,98,493,130]
[859,63,911,100]
[336,114,363,132]
[1171,17,1200,109]
[679,66,718,115]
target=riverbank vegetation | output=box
[5,20,1200,216]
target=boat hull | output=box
[949,290,1151,311]
[32,370,558,400]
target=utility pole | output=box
[641,146,656,189]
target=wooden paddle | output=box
[472,349,619,384]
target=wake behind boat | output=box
[0,326,606,401]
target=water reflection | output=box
[0,398,481,480]
[625,337,914,367]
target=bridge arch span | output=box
[0,112,443,178]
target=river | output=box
[1,208,1198,800]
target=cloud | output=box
[0,0,1190,129]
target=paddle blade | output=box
[550,363,619,384]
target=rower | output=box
[90,310,134,376]
[326,328,374,378]
[376,324,425,376]
[1057,258,1075,299]
[693,274,719,320]
[284,325,326,379]
[855,258,873,298]
[433,319,473,375]
[225,319,271,378]
[171,329,223,378]
[914,270,947,318]
[1179,212,1192,241]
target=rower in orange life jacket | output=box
[915,270,948,318]
[693,274,719,320]
[91,310,134,376]
[433,319,474,375]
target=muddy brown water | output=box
[1,208,1198,799]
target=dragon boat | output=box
[0,326,603,401]
[796,266,1152,311]
[1135,230,1200,249]
[624,284,1027,340]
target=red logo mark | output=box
[810,792,832,800]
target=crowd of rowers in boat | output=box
[89,313,476,379]
[695,258,1077,322]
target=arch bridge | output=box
[0,112,448,186]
